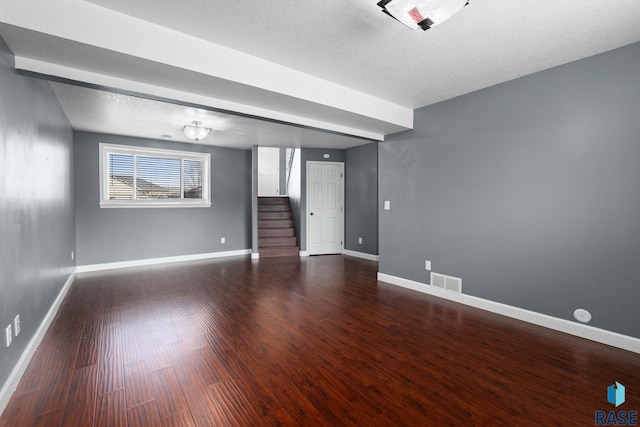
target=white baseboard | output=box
[343,249,379,262]
[0,270,76,417]
[377,272,640,354]
[76,249,251,273]
[299,251,309,257]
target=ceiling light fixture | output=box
[182,121,211,141]
[377,0,469,31]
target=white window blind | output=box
[100,143,211,208]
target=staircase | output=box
[258,197,299,257]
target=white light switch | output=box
[5,325,12,347]
[221,237,226,244]
[384,201,390,210]
[14,315,20,336]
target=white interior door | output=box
[307,162,344,255]
[258,147,280,196]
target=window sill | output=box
[99,202,212,209]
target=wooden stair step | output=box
[258,219,293,229]
[259,211,292,220]
[258,204,291,212]
[259,228,295,237]
[258,197,290,205]
[259,236,297,247]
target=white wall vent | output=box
[430,272,462,293]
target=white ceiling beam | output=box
[15,57,387,141]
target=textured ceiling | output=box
[85,0,640,108]
[48,83,370,149]
[1,0,640,148]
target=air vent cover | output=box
[430,272,462,293]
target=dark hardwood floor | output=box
[1,255,639,426]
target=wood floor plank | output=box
[215,356,282,421]
[13,342,58,396]
[76,314,104,369]
[124,361,155,409]
[188,346,232,386]
[95,391,126,427]
[31,409,63,427]
[160,410,196,427]
[0,391,39,427]
[208,380,265,426]
[256,369,330,426]
[75,335,100,369]
[59,364,98,427]
[261,408,298,427]
[169,356,231,427]
[32,357,77,418]
[97,354,124,397]
[151,367,189,420]
[126,401,161,427]
[1,255,639,426]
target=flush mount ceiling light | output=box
[377,0,469,31]
[182,121,212,141]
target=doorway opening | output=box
[257,147,299,257]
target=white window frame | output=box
[99,143,211,208]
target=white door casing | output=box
[306,161,344,255]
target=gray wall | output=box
[74,132,252,265]
[379,42,640,338]
[345,142,378,255]
[287,149,302,246]
[279,148,287,196]
[299,148,346,252]
[0,38,75,391]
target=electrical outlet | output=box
[221,237,226,244]
[71,251,74,261]
[425,260,432,271]
[384,200,391,210]
[14,315,20,336]
[5,324,12,347]
[358,237,363,245]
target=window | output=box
[99,143,211,208]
